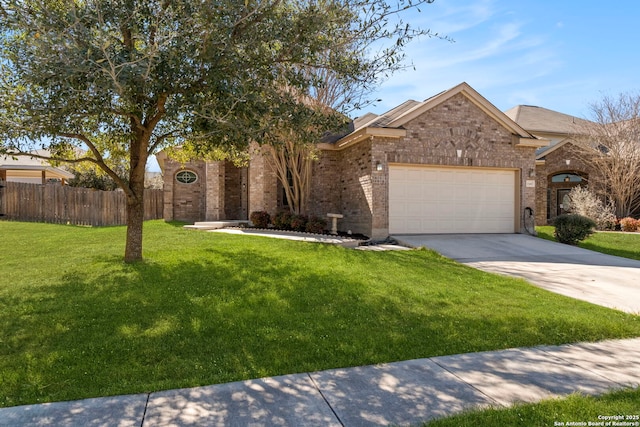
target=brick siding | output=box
[164,93,538,237]
[535,142,596,224]
[163,160,206,222]
[309,93,537,238]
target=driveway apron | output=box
[393,234,640,314]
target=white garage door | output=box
[389,165,516,234]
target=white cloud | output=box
[414,0,496,34]
[366,0,565,114]
[360,0,640,119]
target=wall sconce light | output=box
[376,161,383,171]
[528,168,535,178]
[565,159,571,166]
[456,149,463,158]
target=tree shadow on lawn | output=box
[2,246,640,408]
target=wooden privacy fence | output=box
[0,180,163,226]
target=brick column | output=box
[370,140,390,239]
[205,161,225,221]
[240,167,249,220]
[248,145,278,215]
[162,161,176,221]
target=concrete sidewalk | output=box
[2,338,639,426]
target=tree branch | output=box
[231,0,283,39]
[57,132,132,195]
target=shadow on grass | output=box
[163,220,189,228]
[2,244,640,408]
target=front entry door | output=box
[557,189,572,216]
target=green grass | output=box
[2,221,640,408]
[422,387,640,427]
[537,226,640,260]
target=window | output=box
[281,168,294,206]
[551,173,582,183]
[176,170,198,184]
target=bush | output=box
[290,214,308,232]
[619,217,639,232]
[305,216,327,234]
[270,212,327,233]
[249,211,271,228]
[566,187,616,230]
[553,214,596,245]
[272,211,294,230]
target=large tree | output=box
[0,0,436,262]
[265,90,331,215]
[266,45,437,215]
[573,92,640,217]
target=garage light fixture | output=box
[376,161,383,171]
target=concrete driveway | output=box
[393,234,640,314]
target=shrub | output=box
[566,187,616,230]
[619,217,639,232]
[249,211,271,228]
[305,216,327,234]
[553,214,596,245]
[272,211,294,230]
[290,214,308,232]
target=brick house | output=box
[504,105,600,225]
[159,82,548,239]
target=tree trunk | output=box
[269,139,314,216]
[124,188,145,263]
[124,137,148,263]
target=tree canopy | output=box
[0,0,439,262]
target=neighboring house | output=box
[504,105,598,225]
[159,82,548,239]
[0,150,74,185]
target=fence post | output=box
[0,179,5,218]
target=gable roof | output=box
[353,100,422,130]
[504,105,594,160]
[504,105,590,135]
[389,83,538,139]
[534,138,572,160]
[353,112,379,130]
[334,82,546,149]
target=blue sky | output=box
[362,0,640,119]
[149,1,638,172]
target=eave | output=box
[322,127,407,151]
[0,164,74,179]
[515,137,551,148]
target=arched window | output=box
[551,173,582,183]
[175,170,198,184]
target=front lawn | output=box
[422,387,640,427]
[537,226,640,260]
[2,221,640,408]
